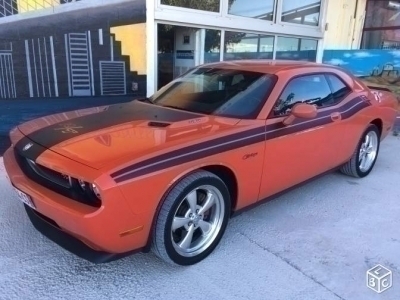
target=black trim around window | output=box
[324,73,352,103]
[267,71,353,119]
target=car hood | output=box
[17,101,240,169]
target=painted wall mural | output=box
[0,42,16,99]
[1,0,83,18]
[323,49,400,78]
[0,0,147,100]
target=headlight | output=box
[90,183,102,200]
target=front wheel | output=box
[151,171,231,265]
[340,124,380,178]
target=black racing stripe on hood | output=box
[111,96,371,183]
[15,136,49,162]
[19,101,202,161]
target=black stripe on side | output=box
[111,96,371,183]
[114,130,267,183]
[110,125,267,178]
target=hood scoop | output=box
[147,121,171,128]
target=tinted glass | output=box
[361,29,400,49]
[276,36,317,61]
[161,0,220,12]
[224,32,274,61]
[281,0,321,26]
[228,0,275,21]
[326,74,351,101]
[273,74,333,116]
[151,68,277,118]
[204,29,221,63]
[364,0,400,28]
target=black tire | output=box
[151,170,231,265]
[340,124,381,178]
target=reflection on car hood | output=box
[17,101,240,169]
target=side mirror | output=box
[283,103,317,126]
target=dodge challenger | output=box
[3,60,398,266]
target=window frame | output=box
[223,31,276,61]
[324,73,352,103]
[268,71,353,119]
[158,0,223,15]
[278,0,324,29]
[226,0,278,23]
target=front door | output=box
[258,73,350,199]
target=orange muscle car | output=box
[3,60,398,265]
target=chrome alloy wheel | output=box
[171,185,225,257]
[359,130,379,172]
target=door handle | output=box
[330,112,342,122]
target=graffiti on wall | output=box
[0,0,147,100]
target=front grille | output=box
[14,149,101,208]
[26,159,71,188]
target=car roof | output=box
[202,59,337,75]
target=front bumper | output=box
[3,146,153,261]
[24,204,138,263]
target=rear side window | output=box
[325,74,351,102]
[273,74,334,116]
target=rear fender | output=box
[368,86,398,110]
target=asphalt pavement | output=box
[0,135,399,300]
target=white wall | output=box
[324,0,367,50]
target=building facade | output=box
[2,0,394,101]
[0,0,332,100]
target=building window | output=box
[157,24,222,89]
[160,0,221,12]
[276,36,317,61]
[223,32,274,61]
[228,0,275,21]
[361,30,400,49]
[281,0,321,26]
[364,0,400,29]
[204,29,221,63]
[361,0,400,49]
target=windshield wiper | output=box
[138,97,154,104]
[161,105,188,111]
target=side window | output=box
[326,74,351,102]
[273,74,333,116]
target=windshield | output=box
[150,67,277,119]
